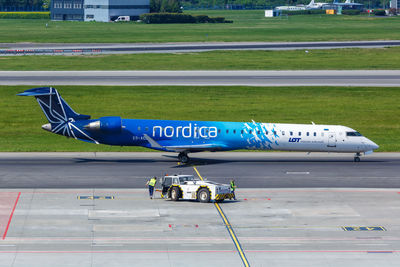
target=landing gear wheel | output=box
[171,187,180,201]
[354,152,361,162]
[197,188,210,203]
[178,152,189,164]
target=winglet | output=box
[143,134,163,149]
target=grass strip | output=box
[2,47,400,70]
[0,12,400,43]
[1,85,399,152]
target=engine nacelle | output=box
[85,116,122,133]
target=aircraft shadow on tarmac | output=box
[73,155,383,167]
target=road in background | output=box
[1,70,400,86]
[1,41,400,55]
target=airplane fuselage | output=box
[56,118,379,154]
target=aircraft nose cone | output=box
[370,141,379,150]
[41,123,52,132]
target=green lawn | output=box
[1,47,400,70]
[1,86,399,152]
[0,11,400,43]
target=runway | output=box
[1,152,399,189]
[1,70,400,86]
[2,41,400,55]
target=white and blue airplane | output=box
[18,87,379,163]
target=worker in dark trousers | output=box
[230,179,237,200]
[146,176,157,199]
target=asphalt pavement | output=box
[0,152,399,188]
[1,70,400,86]
[2,41,400,55]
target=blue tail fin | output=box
[17,87,90,123]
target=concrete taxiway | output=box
[1,152,399,267]
[0,188,399,266]
[1,70,400,86]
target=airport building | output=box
[51,0,150,22]
[391,0,399,10]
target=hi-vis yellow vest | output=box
[149,178,156,187]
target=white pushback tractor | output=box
[160,175,233,203]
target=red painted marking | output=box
[195,224,199,228]
[267,198,271,200]
[1,192,21,240]
[246,250,398,253]
[0,250,236,254]
[244,198,247,201]
[168,224,172,228]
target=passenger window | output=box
[241,130,244,134]
[290,131,293,136]
[265,130,268,134]
[299,132,301,136]
[282,131,285,136]
[138,126,141,131]
[218,129,221,133]
[306,132,309,136]
[249,130,252,134]
[145,127,149,131]
[233,130,236,134]
[313,132,316,136]
[257,130,261,134]
[273,130,276,135]
[226,129,229,134]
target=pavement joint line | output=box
[193,166,250,267]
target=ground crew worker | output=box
[230,179,237,200]
[146,176,157,199]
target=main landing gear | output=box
[354,152,361,162]
[178,152,190,164]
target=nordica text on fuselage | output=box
[152,123,218,138]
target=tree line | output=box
[0,0,389,11]
[0,0,48,7]
[179,0,387,9]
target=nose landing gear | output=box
[354,152,361,162]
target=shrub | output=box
[210,17,225,23]
[140,13,230,24]
[0,12,50,19]
[342,9,361,15]
[140,13,195,23]
[193,14,209,23]
[373,9,386,16]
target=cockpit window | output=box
[346,131,363,137]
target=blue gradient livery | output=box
[18,87,379,162]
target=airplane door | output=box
[328,132,336,147]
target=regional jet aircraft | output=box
[18,87,379,163]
